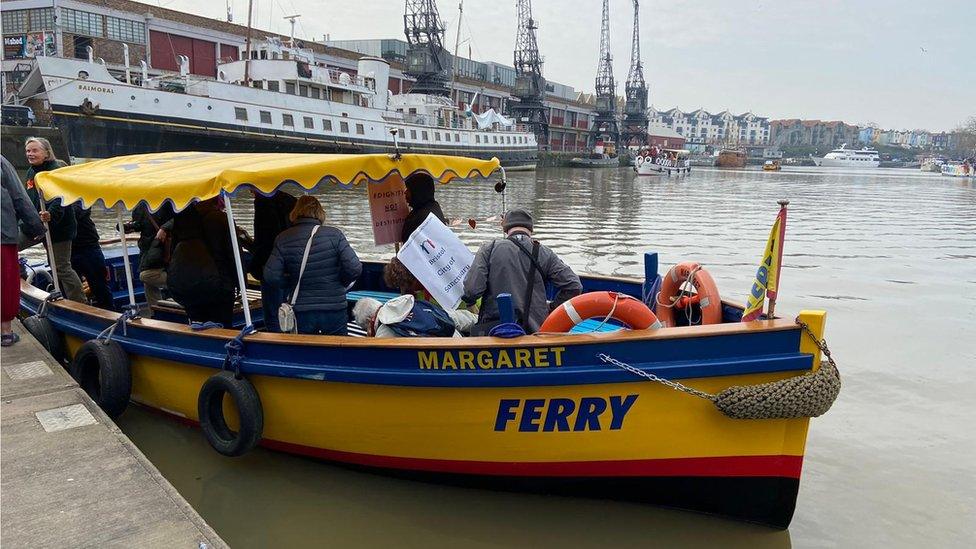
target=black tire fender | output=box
[22,314,66,365]
[69,340,132,418]
[197,371,264,457]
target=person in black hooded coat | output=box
[166,198,239,327]
[400,173,447,242]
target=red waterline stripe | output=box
[138,405,803,479]
[263,439,804,479]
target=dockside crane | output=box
[622,0,649,146]
[591,0,620,152]
[512,0,550,146]
[403,0,452,96]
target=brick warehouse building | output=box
[1,0,598,151]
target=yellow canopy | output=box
[34,152,501,211]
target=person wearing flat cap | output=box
[461,209,581,335]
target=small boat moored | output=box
[20,152,841,528]
[634,147,692,176]
[940,160,974,178]
[763,160,782,171]
[715,148,747,168]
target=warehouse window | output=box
[62,9,104,38]
[355,123,364,135]
[283,114,294,127]
[340,121,349,133]
[1,10,28,34]
[260,111,272,124]
[106,16,146,44]
[304,116,314,129]
[28,8,55,31]
[323,119,333,131]
[234,107,248,121]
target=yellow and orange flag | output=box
[742,206,787,321]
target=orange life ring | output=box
[657,262,722,326]
[539,291,662,332]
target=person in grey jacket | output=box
[462,209,582,336]
[2,155,45,346]
[263,195,362,335]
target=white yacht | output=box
[813,145,880,168]
[13,39,538,168]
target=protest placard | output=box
[367,174,409,246]
[397,213,474,309]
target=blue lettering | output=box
[608,394,639,430]
[494,399,520,432]
[519,399,546,432]
[756,265,768,285]
[542,398,576,432]
[574,397,607,431]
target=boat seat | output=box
[151,289,263,319]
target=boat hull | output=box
[940,164,974,177]
[813,158,880,168]
[51,108,538,169]
[715,151,747,168]
[634,158,691,176]
[21,279,824,528]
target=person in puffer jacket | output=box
[263,196,362,335]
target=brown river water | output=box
[75,165,974,547]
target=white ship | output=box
[813,145,880,168]
[13,39,538,167]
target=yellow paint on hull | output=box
[65,337,811,463]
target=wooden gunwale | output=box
[21,279,796,349]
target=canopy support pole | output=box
[115,207,137,308]
[222,192,253,328]
[37,190,61,295]
[498,166,507,213]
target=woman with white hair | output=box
[351,258,477,338]
[23,137,86,302]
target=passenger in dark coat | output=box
[166,198,239,327]
[128,203,175,315]
[400,173,446,242]
[462,209,582,335]
[250,192,297,332]
[70,205,113,309]
[263,196,362,335]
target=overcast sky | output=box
[157,0,974,131]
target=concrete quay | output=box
[1,320,227,548]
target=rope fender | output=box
[598,318,841,420]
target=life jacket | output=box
[374,299,456,337]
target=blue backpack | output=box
[387,300,456,337]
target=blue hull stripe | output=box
[22,295,811,388]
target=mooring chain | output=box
[597,353,715,401]
[795,318,837,369]
[598,318,836,403]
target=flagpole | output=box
[765,199,789,319]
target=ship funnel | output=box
[357,56,390,110]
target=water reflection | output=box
[94,165,973,547]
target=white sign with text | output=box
[397,214,474,309]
